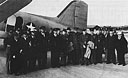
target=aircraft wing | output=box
[0,0,32,23]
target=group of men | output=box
[4,26,48,75]
[4,25,128,76]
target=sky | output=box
[20,0,128,26]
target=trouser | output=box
[117,52,125,65]
[51,51,60,68]
[90,49,97,64]
[10,54,23,74]
[6,54,11,74]
[107,49,116,64]
[96,49,103,63]
[67,51,73,65]
[72,49,81,65]
[28,57,36,72]
[20,53,29,74]
[81,48,86,64]
[60,52,67,66]
[6,47,11,74]
[38,53,47,69]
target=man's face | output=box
[113,31,117,35]
[23,34,27,38]
[57,30,60,34]
[118,34,122,39]
[16,30,20,34]
[110,32,113,36]
[103,31,107,35]
[96,30,100,35]
[62,31,66,35]
[40,29,44,33]
[53,31,57,34]
[67,30,70,33]
[82,31,86,34]
[14,35,19,39]
[93,29,97,34]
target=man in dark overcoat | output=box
[37,27,48,69]
[6,33,21,75]
[116,32,127,66]
[50,28,61,68]
[59,29,68,66]
[19,32,30,74]
[105,32,116,64]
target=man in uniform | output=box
[28,31,39,72]
[6,32,21,75]
[59,29,68,66]
[37,26,48,69]
[19,32,30,74]
[4,30,14,74]
[66,28,74,65]
[71,28,81,65]
[94,29,104,64]
[50,28,61,68]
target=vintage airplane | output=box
[0,0,88,38]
